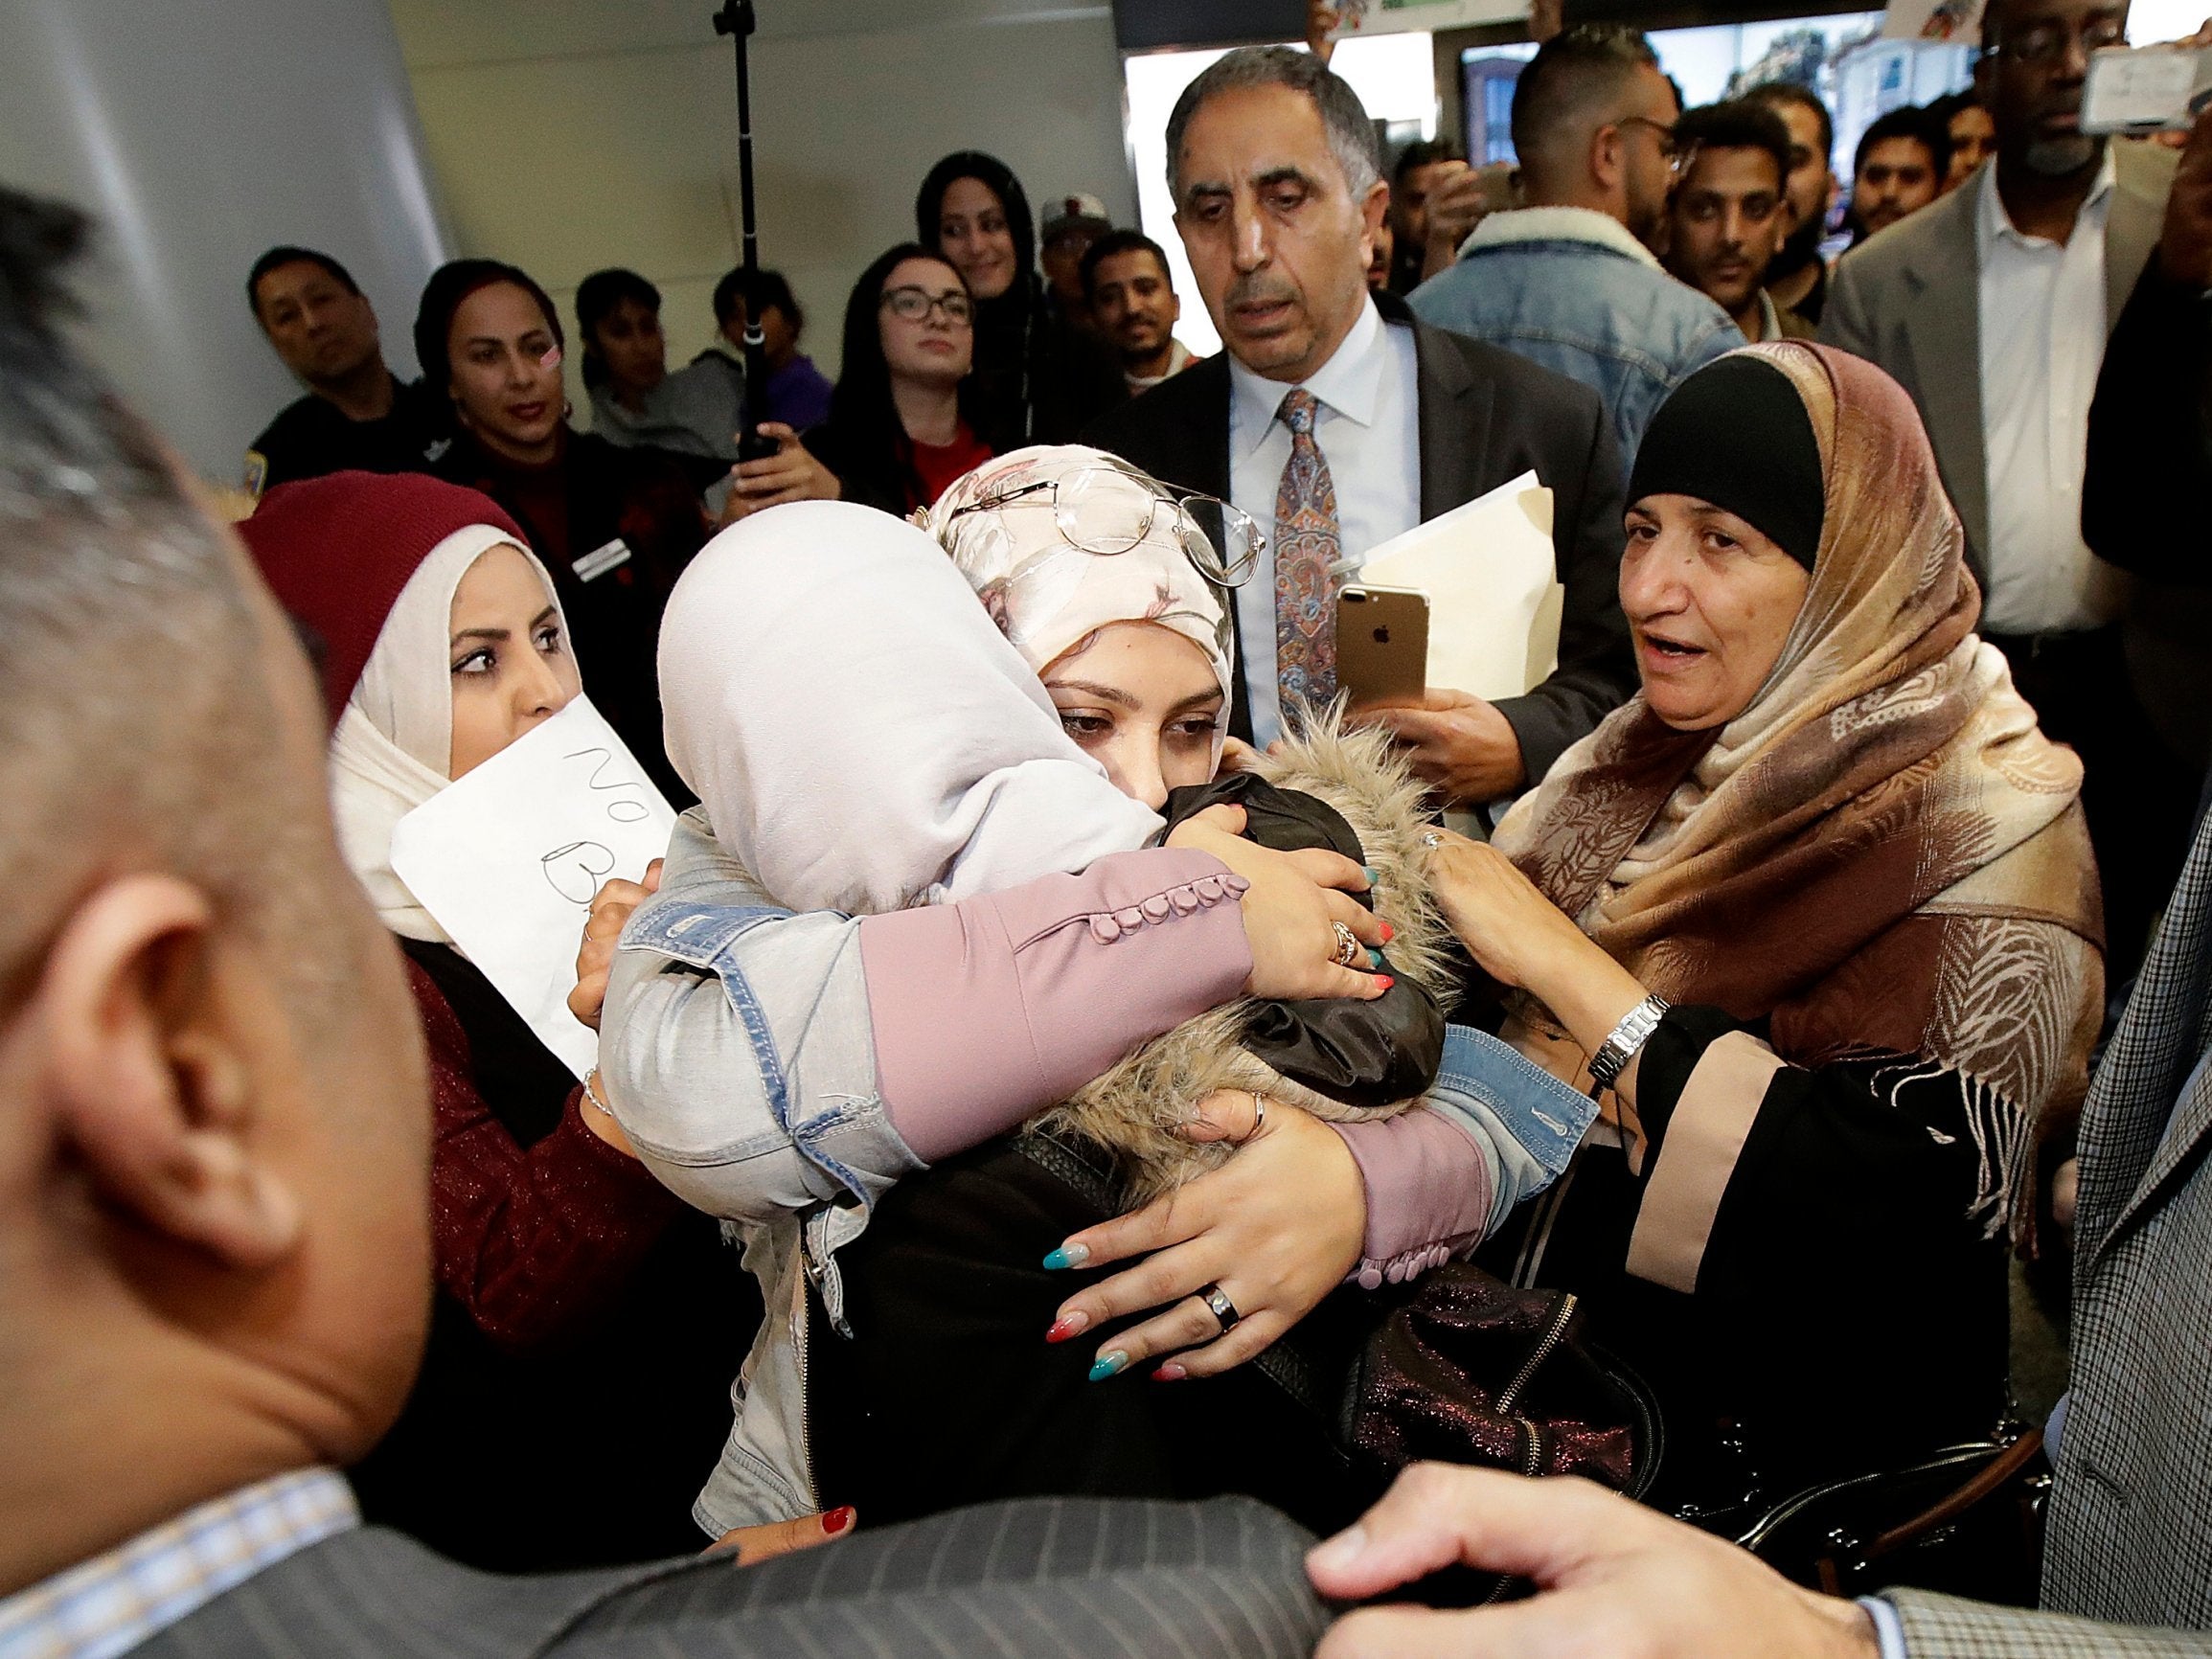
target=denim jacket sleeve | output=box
[599,814,923,1224]
[1334,1023,1597,1287]
[599,812,1259,1227]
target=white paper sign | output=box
[1341,470,1562,703]
[390,696,676,1079]
[2083,45,2212,133]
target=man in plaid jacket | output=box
[1303,797,2212,1659]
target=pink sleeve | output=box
[858,849,1253,1163]
[1332,1109,1495,1288]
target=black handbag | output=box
[1739,1431,2049,1607]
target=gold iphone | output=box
[1335,584,1428,707]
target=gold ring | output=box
[1332,920,1362,968]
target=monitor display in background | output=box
[1458,12,1973,193]
[1114,0,1307,51]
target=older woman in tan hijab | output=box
[1429,343,2102,1503]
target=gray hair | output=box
[1165,46,1383,201]
[0,187,331,1017]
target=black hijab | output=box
[1627,353,1826,571]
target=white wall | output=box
[0,0,449,482]
[387,0,1136,408]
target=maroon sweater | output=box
[410,958,678,1352]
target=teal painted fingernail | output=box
[1362,865,1381,885]
[1367,946,1385,969]
[1042,1242,1089,1271]
[1088,1350,1129,1382]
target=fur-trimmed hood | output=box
[1038,711,1450,1199]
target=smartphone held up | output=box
[1336,585,1429,708]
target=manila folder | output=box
[1348,470,1561,702]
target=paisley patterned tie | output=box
[1273,387,1342,716]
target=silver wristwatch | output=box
[1586,994,1670,1098]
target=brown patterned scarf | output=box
[1492,343,2101,1078]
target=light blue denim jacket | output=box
[1408,205,1745,463]
[601,811,1599,1534]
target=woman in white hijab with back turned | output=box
[598,448,1595,1538]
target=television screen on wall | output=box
[1113,0,1306,51]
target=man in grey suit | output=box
[1818,0,2184,973]
[0,185,1324,1659]
[1303,792,2212,1656]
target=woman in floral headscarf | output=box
[1426,344,2103,1502]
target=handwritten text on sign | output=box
[390,696,676,1079]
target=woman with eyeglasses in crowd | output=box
[796,243,996,513]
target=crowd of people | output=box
[8,0,2212,1654]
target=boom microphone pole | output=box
[714,0,780,463]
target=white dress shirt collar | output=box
[1228,295,1388,465]
[1973,146,2124,635]
[1975,147,2117,257]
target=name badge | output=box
[573,537,633,583]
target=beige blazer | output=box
[1818,145,2178,588]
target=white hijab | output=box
[923,445,1234,774]
[658,499,1162,915]
[330,525,566,943]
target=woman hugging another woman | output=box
[599,450,1591,1537]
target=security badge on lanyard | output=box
[573,538,633,583]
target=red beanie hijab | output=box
[238,470,529,721]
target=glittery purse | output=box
[1341,1263,1660,1496]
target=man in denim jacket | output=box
[1409,23,1743,462]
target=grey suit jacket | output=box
[1882,800,2212,1654]
[1819,145,2177,590]
[124,1494,1327,1658]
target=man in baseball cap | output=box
[1040,191,1115,326]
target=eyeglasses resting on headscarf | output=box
[937,453,1265,588]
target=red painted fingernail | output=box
[1045,1312,1088,1343]
[1380,921,1395,942]
[823,1506,855,1534]
[1375,975,1394,990]
[1153,1362,1188,1381]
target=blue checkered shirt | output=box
[0,1467,356,1659]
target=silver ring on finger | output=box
[1421,830,1443,849]
[1248,1090,1266,1138]
[1331,920,1363,968]
[1197,1282,1242,1334]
